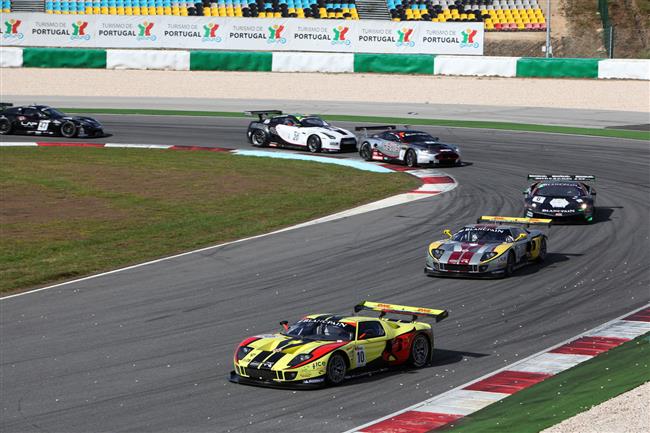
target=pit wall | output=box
[1,47,648,80]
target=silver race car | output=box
[357,126,461,168]
[425,216,551,278]
[246,110,357,153]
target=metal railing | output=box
[598,0,615,58]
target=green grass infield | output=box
[0,147,419,293]
[60,108,650,141]
[444,332,650,433]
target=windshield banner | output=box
[1,13,484,55]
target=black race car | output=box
[0,103,104,138]
[524,175,596,223]
[356,126,461,168]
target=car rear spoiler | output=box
[354,301,448,322]
[477,216,552,226]
[0,102,13,111]
[528,174,596,181]
[354,125,396,131]
[244,110,283,121]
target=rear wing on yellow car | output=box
[477,216,552,226]
[354,301,448,322]
[528,174,595,181]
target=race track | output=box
[1,115,649,433]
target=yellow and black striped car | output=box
[229,301,448,388]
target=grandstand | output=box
[3,0,544,29]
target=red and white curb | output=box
[345,305,650,433]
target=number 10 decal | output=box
[356,345,366,367]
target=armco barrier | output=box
[598,59,650,80]
[107,49,190,71]
[434,55,518,77]
[189,51,272,72]
[0,47,22,68]
[21,48,107,69]
[354,53,434,75]
[272,52,354,73]
[516,57,600,78]
[2,47,648,80]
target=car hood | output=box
[319,125,354,138]
[431,241,509,265]
[238,334,348,370]
[63,116,102,126]
[412,142,459,153]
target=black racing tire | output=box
[360,142,373,161]
[325,352,347,386]
[405,149,417,168]
[504,252,516,278]
[409,333,431,368]
[0,118,11,135]
[250,129,269,147]
[537,238,547,263]
[307,135,322,153]
[60,121,78,138]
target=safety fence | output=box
[597,0,614,58]
[1,47,649,79]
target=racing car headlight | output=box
[288,353,313,368]
[323,133,336,139]
[580,203,589,210]
[236,346,254,361]
[431,249,445,260]
[480,251,498,262]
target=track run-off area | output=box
[1,114,649,433]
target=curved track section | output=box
[1,116,649,433]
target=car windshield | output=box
[300,117,328,128]
[282,318,354,341]
[400,133,436,143]
[42,108,65,118]
[453,227,512,243]
[535,183,584,197]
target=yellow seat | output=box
[132,6,140,15]
[126,7,132,15]
[108,6,116,14]
[117,6,124,14]
[155,6,163,14]
[258,11,266,17]
[203,8,211,16]
[180,8,188,16]
[101,6,108,13]
[327,11,335,18]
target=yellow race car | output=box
[229,301,448,388]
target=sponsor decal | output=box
[3,19,23,39]
[549,198,570,208]
[71,21,90,40]
[460,28,479,48]
[396,27,415,47]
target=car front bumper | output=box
[229,371,325,389]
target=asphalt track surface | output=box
[2,115,649,433]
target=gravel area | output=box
[1,68,648,113]
[541,382,650,433]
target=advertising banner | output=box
[1,13,483,55]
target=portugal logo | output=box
[3,19,23,39]
[460,28,479,48]
[267,24,286,44]
[137,21,156,41]
[396,28,414,47]
[202,23,222,42]
[71,21,90,40]
[332,26,351,45]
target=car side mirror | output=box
[443,229,452,238]
[591,190,596,195]
[515,233,527,241]
[280,320,289,331]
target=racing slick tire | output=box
[409,333,431,368]
[503,252,516,278]
[60,121,78,138]
[360,142,373,161]
[251,129,270,147]
[325,352,347,385]
[405,149,417,168]
[537,238,547,263]
[307,135,322,153]
[0,118,11,135]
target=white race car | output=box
[246,110,357,153]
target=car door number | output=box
[292,131,300,141]
[37,120,50,131]
[356,345,366,367]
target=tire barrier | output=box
[2,47,648,80]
